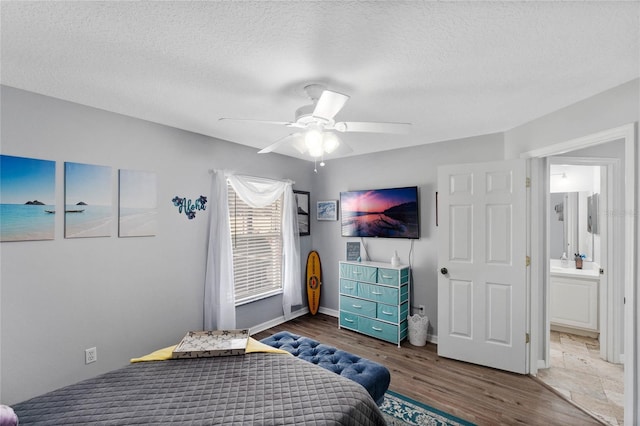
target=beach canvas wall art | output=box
[0,155,56,242]
[64,162,113,238]
[118,169,157,237]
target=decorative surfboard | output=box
[306,250,322,315]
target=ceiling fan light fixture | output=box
[305,128,324,157]
[323,132,340,154]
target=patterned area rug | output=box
[379,390,476,426]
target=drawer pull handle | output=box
[381,274,393,279]
[372,291,383,295]
[353,271,362,275]
[372,326,383,332]
[381,311,393,315]
[352,304,362,309]
[344,286,354,290]
[344,318,354,323]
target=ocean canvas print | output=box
[0,155,56,242]
[64,162,112,238]
[119,169,157,237]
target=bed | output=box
[12,351,387,425]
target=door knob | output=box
[440,267,448,275]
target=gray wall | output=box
[504,79,639,159]
[309,133,505,338]
[504,78,638,384]
[0,86,314,404]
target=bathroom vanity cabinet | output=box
[550,267,600,335]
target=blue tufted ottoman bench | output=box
[260,331,390,405]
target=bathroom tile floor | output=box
[537,331,624,425]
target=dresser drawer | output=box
[340,311,359,330]
[377,268,399,286]
[358,317,398,343]
[377,303,399,323]
[340,263,377,282]
[358,282,398,305]
[339,279,358,296]
[340,295,376,317]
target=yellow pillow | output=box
[130,337,289,363]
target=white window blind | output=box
[228,183,283,304]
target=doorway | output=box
[540,157,624,425]
[523,123,636,425]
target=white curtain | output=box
[204,170,236,330]
[204,171,302,329]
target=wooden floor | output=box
[253,314,603,426]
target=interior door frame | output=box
[546,156,620,363]
[522,122,637,424]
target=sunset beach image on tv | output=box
[0,155,56,242]
[340,186,419,239]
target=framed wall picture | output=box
[1,155,56,242]
[294,190,310,236]
[317,200,338,221]
[119,169,158,237]
[64,161,112,238]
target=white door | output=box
[437,159,528,374]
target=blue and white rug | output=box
[380,390,476,426]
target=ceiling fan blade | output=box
[312,90,350,121]
[334,121,411,134]
[258,133,297,154]
[219,117,293,126]
[336,137,353,155]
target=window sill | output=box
[235,289,283,307]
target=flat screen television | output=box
[340,186,419,239]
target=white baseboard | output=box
[318,307,339,317]
[248,307,310,335]
[249,307,439,346]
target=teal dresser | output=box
[338,261,410,347]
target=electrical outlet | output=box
[418,305,425,314]
[85,347,97,364]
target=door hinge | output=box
[599,268,604,275]
[526,333,530,344]
[526,177,531,188]
[526,256,531,267]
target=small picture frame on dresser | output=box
[346,241,360,261]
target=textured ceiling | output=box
[1,1,638,161]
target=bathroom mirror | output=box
[550,191,595,261]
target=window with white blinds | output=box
[228,183,284,305]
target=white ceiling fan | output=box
[219,83,412,159]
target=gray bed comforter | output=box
[13,352,387,425]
